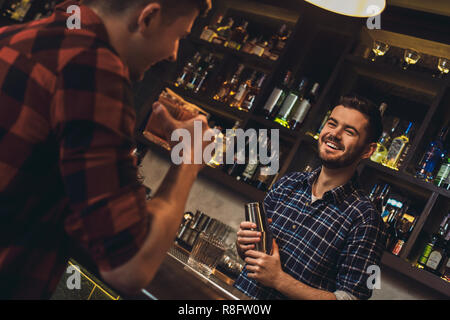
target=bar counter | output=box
[139,245,250,300]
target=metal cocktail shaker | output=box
[244,202,273,254]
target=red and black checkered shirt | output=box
[0,1,151,298]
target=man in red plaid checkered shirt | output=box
[0,0,211,298]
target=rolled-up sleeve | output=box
[335,213,386,300]
[50,48,150,271]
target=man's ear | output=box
[136,2,162,34]
[360,142,377,161]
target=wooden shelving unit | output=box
[135,0,450,297]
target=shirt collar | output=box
[303,166,359,205]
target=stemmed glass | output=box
[401,49,421,70]
[434,57,449,78]
[369,40,390,62]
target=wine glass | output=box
[370,40,390,62]
[434,57,449,78]
[401,49,421,70]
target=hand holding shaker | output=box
[244,202,273,254]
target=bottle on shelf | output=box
[389,208,417,256]
[211,17,234,46]
[207,121,241,169]
[268,24,290,59]
[442,232,450,281]
[193,54,217,94]
[434,152,450,189]
[372,183,391,213]
[229,70,257,109]
[273,77,309,128]
[261,70,292,120]
[240,73,266,112]
[226,20,249,51]
[241,37,257,54]
[174,52,202,88]
[250,36,266,57]
[382,121,414,170]
[416,214,450,269]
[370,117,400,164]
[239,135,271,184]
[224,133,253,177]
[415,125,448,182]
[213,64,245,103]
[288,82,320,131]
[424,214,450,275]
[254,166,279,191]
[199,14,224,42]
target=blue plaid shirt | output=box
[234,167,386,300]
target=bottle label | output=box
[391,240,404,256]
[278,93,298,118]
[425,250,442,270]
[385,139,405,164]
[418,243,433,264]
[263,89,283,112]
[292,99,311,123]
[200,29,215,41]
[251,45,265,56]
[234,85,247,101]
[242,163,258,179]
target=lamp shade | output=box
[304,0,386,17]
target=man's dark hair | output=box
[81,0,211,18]
[338,94,383,144]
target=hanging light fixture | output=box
[304,0,386,17]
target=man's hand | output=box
[149,102,212,170]
[245,239,285,289]
[237,221,262,254]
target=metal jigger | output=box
[244,202,273,254]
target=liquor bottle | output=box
[174,52,201,88]
[239,136,270,184]
[241,37,257,54]
[390,209,417,256]
[288,82,320,131]
[434,153,450,188]
[226,20,249,51]
[250,36,266,57]
[269,24,289,58]
[193,54,217,94]
[416,214,450,269]
[415,125,448,182]
[240,73,266,111]
[425,214,450,274]
[442,233,450,281]
[2,0,33,22]
[370,117,400,164]
[211,17,234,46]
[262,71,292,120]
[229,71,257,109]
[207,121,241,168]
[273,78,309,128]
[382,122,414,170]
[373,183,391,213]
[225,134,253,177]
[199,15,224,42]
[213,64,244,102]
[369,184,381,202]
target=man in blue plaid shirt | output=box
[235,95,387,300]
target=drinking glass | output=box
[187,232,226,277]
[435,57,449,78]
[369,40,390,62]
[401,49,421,70]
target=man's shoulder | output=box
[347,188,384,227]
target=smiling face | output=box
[318,105,376,169]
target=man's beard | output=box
[318,136,365,169]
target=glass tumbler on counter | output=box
[187,232,226,277]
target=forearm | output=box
[274,272,337,300]
[100,164,200,294]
